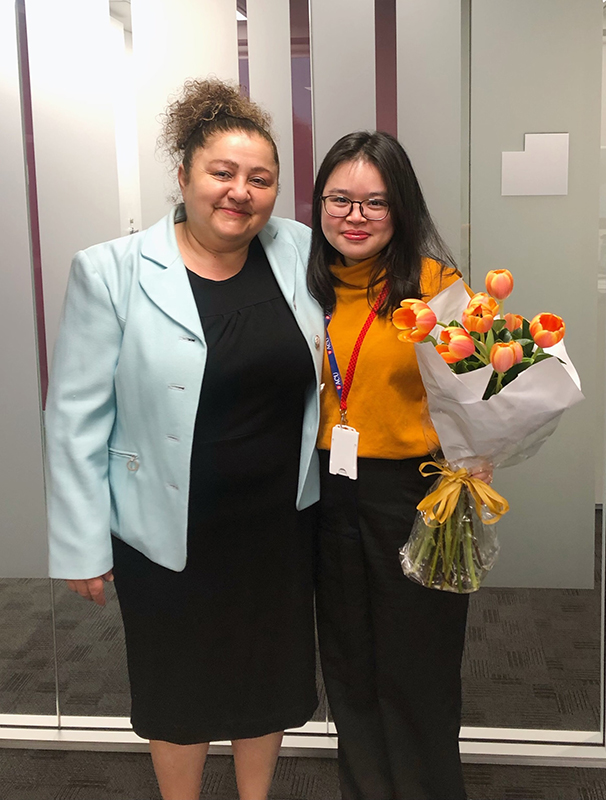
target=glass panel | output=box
[468,0,598,589]
[310,0,376,168]
[460,0,604,735]
[461,519,602,731]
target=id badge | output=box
[329,425,359,480]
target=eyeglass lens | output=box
[323,195,389,220]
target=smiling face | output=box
[178,130,279,251]
[320,158,394,266]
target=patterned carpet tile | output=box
[3,751,606,800]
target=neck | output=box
[176,221,250,280]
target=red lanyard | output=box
[325,282,390,424]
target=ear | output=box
[177,163,187,193]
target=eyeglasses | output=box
[321,195,390,221]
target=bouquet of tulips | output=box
[393,269,584,593]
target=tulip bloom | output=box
[485,269,514,301]
[393,299,437,343]
[490,341,523,373]
[504,313,523,332]
[462,293,499,334]
[436,327,477,364]
[529,312,565,348]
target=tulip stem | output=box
[473,340,491,365]
[495,372,504,393]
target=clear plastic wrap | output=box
[400,474,500,593]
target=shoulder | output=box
[264,216,311,250]
[78,231,143,273]
[72,208,175,286]
[420,257,462,300]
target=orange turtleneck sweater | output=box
[317,255,462,459]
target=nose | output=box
[227,177,250,203]
[345,202,366,223]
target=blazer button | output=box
[314,334,321,350]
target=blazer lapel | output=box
[259,220,297,311]
[138,208,204,341]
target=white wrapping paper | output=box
[415,280,585,468]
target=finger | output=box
[76,581,94,601]
[66,580,78,594]
[87,578,106,607]
[102,570,114,582]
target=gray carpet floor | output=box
[1,749,606,799]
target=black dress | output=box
[112,237,318,744]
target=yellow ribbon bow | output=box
[416,461,509,526]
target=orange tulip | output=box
[504,313,523,332]
[437,327,477,364]
[490,341,523,373]
[462,293,499,334]
[485,269,514,301]
[529,313,565,348]
[393,299,437,343]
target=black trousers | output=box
[316,451,469,800]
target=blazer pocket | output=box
[108,447,140,472]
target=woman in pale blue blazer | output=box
[45,79,323,800]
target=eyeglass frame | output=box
[320,194,391,221]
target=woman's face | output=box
[178,131,279,250]
[320,159,394,266]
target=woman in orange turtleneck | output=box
[308,131,469,800]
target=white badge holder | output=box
[329,424,359,480]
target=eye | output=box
[366,199,388,208]
[250,176,269,187]
[331,195,351,206]
[213,171,232,180]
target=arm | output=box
[45,249,123,586]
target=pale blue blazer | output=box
[46,206,324,579]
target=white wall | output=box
[131,0,239,228]
[109,20,142,237]
[247,0,295,219]
[25,0,121,359]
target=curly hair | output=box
[158,77,279,178]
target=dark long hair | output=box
[307,131,456,316]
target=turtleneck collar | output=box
[331,254,385,290]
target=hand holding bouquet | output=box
[393,269,583,593]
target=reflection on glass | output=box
[461,520,602,730]
[0,579,56,716]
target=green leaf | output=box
[482,371,499,400]
[500,328,512,343]
[422,334,438,345]
[448,319,464,329]
[515,338,533,346]
[533,352,553,364]
[451,361,469,374]
[485,327,495,352]
[500,360,532,387]
[492,318,507,333]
